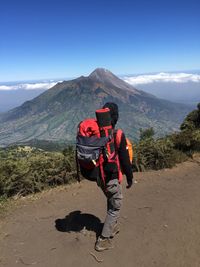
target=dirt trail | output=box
[0,159,200,267]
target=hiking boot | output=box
[110,223,120,238]
[95,237,114,252]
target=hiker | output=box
[95,102,133,251]
[76,102,134,251]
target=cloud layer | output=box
[1,72,200,91]
[0,81,58,91]
[124,72,200,85]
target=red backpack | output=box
[76,109,123,185]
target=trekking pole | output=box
[75,150,81,182]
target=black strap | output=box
[75,150,81,182]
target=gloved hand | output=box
[126,179,133,189]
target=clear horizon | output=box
[0,0,200,82]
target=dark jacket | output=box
[117,131,133,184]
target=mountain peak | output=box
[89,68,138,93]
[89,68,115,80]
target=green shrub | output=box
[172,130,200,153]
[0,146,76,198]
[139,127,155,140]
[180,103,200,131]
[133,137,187,172]
[173,103,200,153]
[133,104,200,172]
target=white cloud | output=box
[123,72,200,85]
[0,82,58,91]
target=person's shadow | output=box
[55,210,103,238]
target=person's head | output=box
[103,102,119,127]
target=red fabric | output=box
[115,129,123,149]
[78,118,100,137]
[99,154,105,184]
[96,108,110,113]
[115,129,123,183]
[116,155,123,183]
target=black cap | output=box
[103,102,119,127]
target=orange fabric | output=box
[115,129,133,164]
[126,138,133,164]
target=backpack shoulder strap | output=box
[114,129,123,150]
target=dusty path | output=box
[0,159,200,267]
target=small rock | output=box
[81,226,87,236]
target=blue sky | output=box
[0,0,200,82]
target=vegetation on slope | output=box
[0,146,76,198]
[133,103,200,171]
[0,103,199,200]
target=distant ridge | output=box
[0,68,192,146]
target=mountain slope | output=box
[0,68,192,146]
